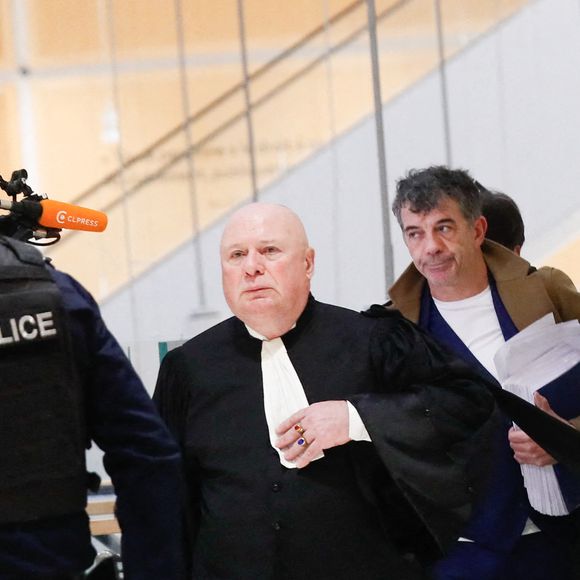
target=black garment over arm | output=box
[351,307,499,552]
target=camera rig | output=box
[0,169,61,245]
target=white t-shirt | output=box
[433,286,505,380]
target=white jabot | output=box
[246,324,324,468]
[246,324,371,469]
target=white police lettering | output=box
[0,311,57,345]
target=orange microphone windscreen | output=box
[38,199,108,232]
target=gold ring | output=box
[294,423,305,435]
[297,435,309,447]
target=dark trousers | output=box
[30,576,82,580]
[430,532,577,580]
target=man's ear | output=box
[305,247,315,279]
[474,216,487,245]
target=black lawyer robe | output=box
[154,297,497,579]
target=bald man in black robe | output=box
[154,203,497,580]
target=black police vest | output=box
[0,236,87,524]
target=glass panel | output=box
[317,2,374,137]
[27,0,103,66]
[375,0,440,101]
[0,87,21,172]
[174,0,241,55]
[439,0,531,59]
[246,0,376,191]
[192,118,253,227]
[244,0,357,76]
[29,77,117,198]
[0,0,13,69]
[109,0,179,59]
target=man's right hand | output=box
[508,392,574,466]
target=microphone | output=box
[0,198,108,232]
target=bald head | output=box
[220,203,315,338]
[221,204,309,252]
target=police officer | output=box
[0,234,186,578]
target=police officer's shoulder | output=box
[0,234,45,267]
[46,264,98,312]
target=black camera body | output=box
[0,169,61,244]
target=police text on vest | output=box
[0,311,57,344]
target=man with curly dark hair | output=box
[389,165,580,580]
